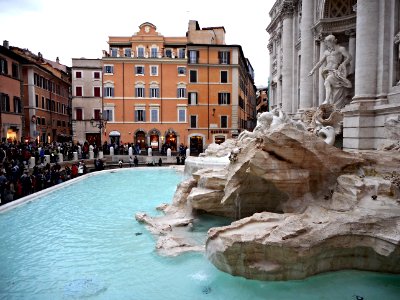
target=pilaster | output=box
[299,0,314,110]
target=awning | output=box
[109,131,121,136]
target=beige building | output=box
[267,0,400,150]
[71,59,103,145]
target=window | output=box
[76,108,83,121]
[124,48,132,57]
[35,94,39,107]
[188,92,198,105]
[165,49,172,58]
[150,87,160,98]
[57,120,61,127]
[104,65,114,74]
[221,71,228,83]
[221,116,228,128]
[135,109,146,122]
[0,58,8,75]
[94,87,101,97]
[178,107,186,122]
[135,66,145,75]
[178,48,185,59]
[104,86,114,97]
[135,86,145,98]
[13,97,22,113]
[0,93,10,112]
[37,118,41,125]
[239,96,245,110]
[111,48,118,57]
[41,117,45,125]
[75,86,82,97]
[94,71,100,79]
[218,51,230,64]
[190,115,197,128]
[150,65,158,76]
[150,108,159,122]
[151,47,158,58]
[177,67,186,75]
[41,96,45,108]
[218,92,230,105]
[188,50,199,64]
[46,98,50,110]
[104,109,114,122]
[75,71,82,78]
[12,63,19,79]
[177,87,186,98]
[137,47,145,58]
[94,109,101,120]
[189,70,197,83]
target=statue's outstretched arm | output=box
[309,55,326,76]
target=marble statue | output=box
[309,35,352,109]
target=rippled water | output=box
[0,168,399,300]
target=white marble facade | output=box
[267,0,400,150]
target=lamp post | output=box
[90,112,106,147]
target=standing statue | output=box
[308,34,352,109]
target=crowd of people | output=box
[0,140,190,206]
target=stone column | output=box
[318,39,326,104]
[347,30,356,75]
[281,7,294,113]
[353,0,380,102]
[299,0,314,110]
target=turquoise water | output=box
[0,168,399,300]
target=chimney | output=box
[3,40,9,49]
[56,57,60,64]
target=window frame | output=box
[75,86,83,97]
[220,70,228,83]
[189,70,198,83]
[188,92,198,105]
[104,65,114,74]
[94,86,101,97]
[103,108,114,122]
[178,107,186,123]
[135,65,145,75]
[135,108,146,122]
[190,115,198,128]
[150,107,159,122]
[150,65,158,76]
[177,66,186,75]
[220,115,228,128]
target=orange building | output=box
[100,21,256,154]
[0,41,24,142]
[0,42,72,144]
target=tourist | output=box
[118,159,123,168]
[158,158,162,166]
[129,156,133,167]
[134,156,139,167]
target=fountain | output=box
[138,107,400,281]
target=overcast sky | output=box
[0,0,273,87]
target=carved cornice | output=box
[312,15,356,38]
[267,0,296,33]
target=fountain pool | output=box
[0,168,399,299]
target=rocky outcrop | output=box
[206,174,400,280]
[136,119,400,281]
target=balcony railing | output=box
[103,50,187,60]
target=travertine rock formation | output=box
[137,119,400,280]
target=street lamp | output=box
[90,112,106,146]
